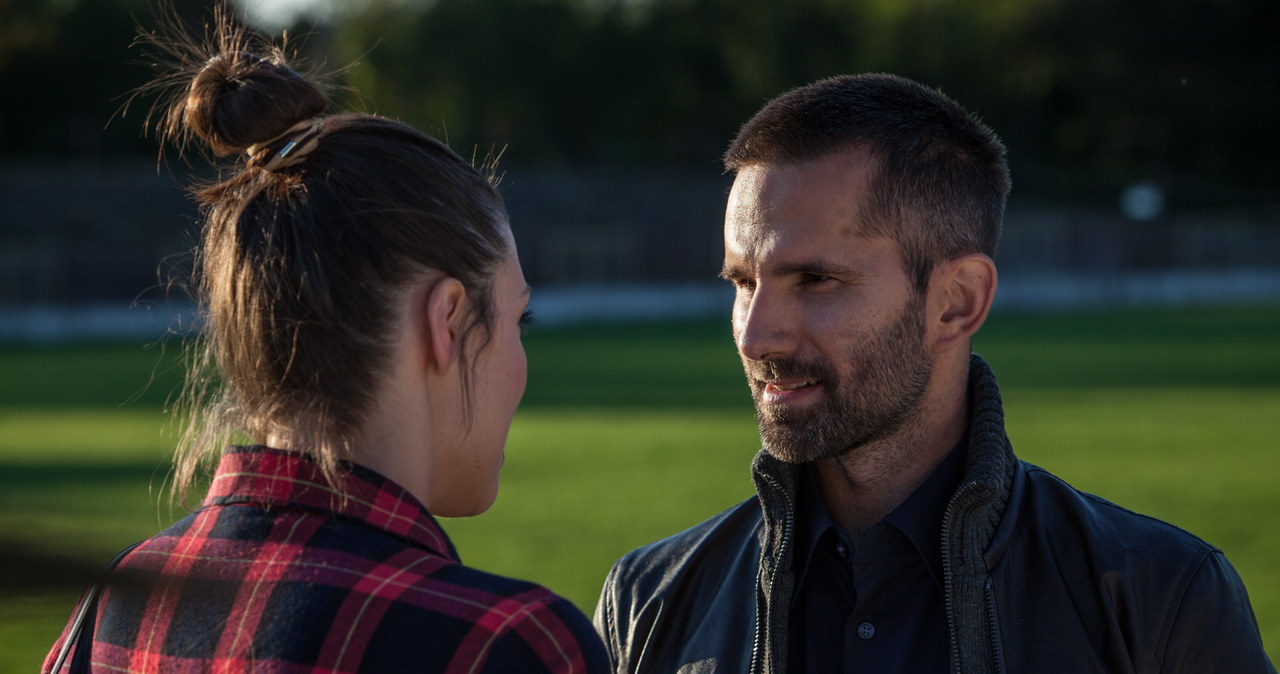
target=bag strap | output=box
[48,542,144,674]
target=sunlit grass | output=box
[2,307,1277,670]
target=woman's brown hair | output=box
[140,6,510,503]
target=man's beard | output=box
[746,293,933,464]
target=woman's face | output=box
[428,230,530,517]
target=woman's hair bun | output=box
[184,50,328,156]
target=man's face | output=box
[721,151,934,463]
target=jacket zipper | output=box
[985,580,1005,674]
[941,482,966,672]
[942,480,1005,674]
[750,473,793,674]
[942,483,967,670]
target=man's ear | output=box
[420,277,467,375]
[926,253,997,353]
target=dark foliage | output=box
[1,0,1277,204]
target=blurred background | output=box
[2,0,1278,333]
[1,0,1278,670]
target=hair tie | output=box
[247,117,326,172]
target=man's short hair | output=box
[724,73,1011,292]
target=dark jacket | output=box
[594,355,1275,673]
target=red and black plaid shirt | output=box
[44,445,610,673]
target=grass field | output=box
[1,306,1277,670]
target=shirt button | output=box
[835,541,849,559]
[858,622,875,640]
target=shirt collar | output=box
[794,432,969,590]
[883,433,968,590]
[204,445,459,561]
[797,463,840,562]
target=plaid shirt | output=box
[44,445,610,673]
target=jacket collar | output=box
[204,445,459,562]
[939,354,1017,674]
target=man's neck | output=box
[814,385,969,542]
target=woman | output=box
[43,10,608,674]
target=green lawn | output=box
[1,307,1277,671]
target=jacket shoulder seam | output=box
[1021,465,1219,553]
[1153,547,1218,670]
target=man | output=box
[594,74,1274,673]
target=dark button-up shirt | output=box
[44,445,609,673]
[788,440,966,673]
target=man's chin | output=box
[759,422,827,464]
[761,443,816,464]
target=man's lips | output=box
[767,380,815,392]
[761,379,821,403]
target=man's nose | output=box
[735,286,799,362]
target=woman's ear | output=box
[421,277,467,375]
[926,253,997,353]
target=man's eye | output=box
[519,309,535,336]
[800,273,834,286]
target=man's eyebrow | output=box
[770,259,864,279]
[719,259,866,282]
[718,264,744,280]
